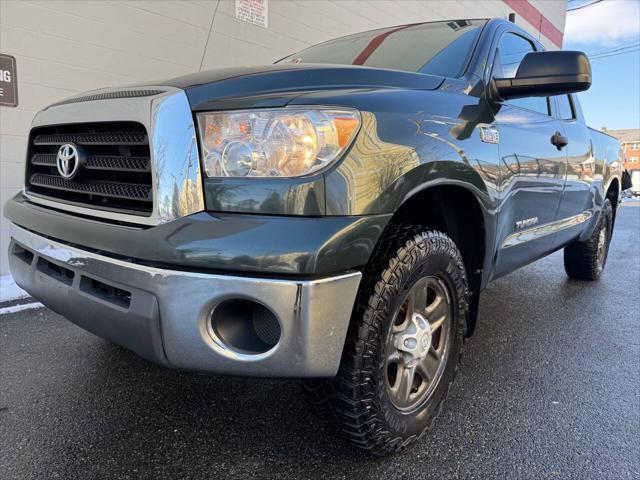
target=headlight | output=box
[196,108,360,178]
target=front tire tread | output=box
[305,227,468,456]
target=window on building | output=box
[629,143,640,151]
[628,157,639,163]
[493,33,550,116]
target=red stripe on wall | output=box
[352,24,417,65]
[502,0,564,47]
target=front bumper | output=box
[8,223,361,377]
[5,193,390,277]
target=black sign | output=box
[0,54,18,108]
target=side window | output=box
[555,95,574,120]
[494,33,549,116]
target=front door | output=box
[490,32,567,278]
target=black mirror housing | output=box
[495,50,592,99]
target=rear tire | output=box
[305,227,469,456]
[564,199,613,281]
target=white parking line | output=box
[0,302,44,316]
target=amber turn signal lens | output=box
[332,116,360,148]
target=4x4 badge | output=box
[479,126,500,144]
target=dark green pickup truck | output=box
[4,19,623,454]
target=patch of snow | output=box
[0,275,29,303]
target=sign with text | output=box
[235,0,268,28]
[0,54,18,108]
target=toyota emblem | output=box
[56,143,80,179]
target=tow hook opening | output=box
[209,299,281,354]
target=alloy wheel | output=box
[597,222,608,269]
[384,276,452,411]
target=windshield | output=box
[277,19,487,78]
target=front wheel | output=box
[305,228,469,455]
[564,199,613,281]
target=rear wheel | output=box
[564,199,613,281]
[305,228,469,455]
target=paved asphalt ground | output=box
[1,205,638,480]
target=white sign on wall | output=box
[235,0,268,28]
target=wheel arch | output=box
[371,183,491,336]
[605,177,620,232]
[605,177,620,211]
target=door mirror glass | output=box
[495,51,591,100]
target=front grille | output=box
[33,132,148,146]
[26,122,153,215]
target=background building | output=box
[606,129,640,168]
[0,0,568,275]
[605,128,640,194]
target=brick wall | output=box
[622,143,640,171]
[0,0,567,274]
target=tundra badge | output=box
[515,217,539,230]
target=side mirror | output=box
[494,51,591,100]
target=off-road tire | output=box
[564,199,613,281]
[304,227,469,456]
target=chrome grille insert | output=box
[33,131,147,146]
[31,154,150,172]
[29,174,152,201]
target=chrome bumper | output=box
[8,224,361,377]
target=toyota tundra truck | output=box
[4,19,623,455]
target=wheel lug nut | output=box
[404,338,417,349]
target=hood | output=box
[157,63,444,111]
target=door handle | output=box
[551,131,569,150]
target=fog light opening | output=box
[210,299,281,354]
